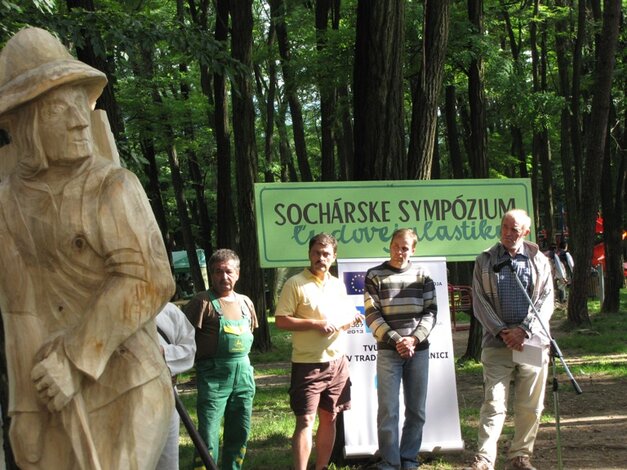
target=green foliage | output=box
[1,0,623,194]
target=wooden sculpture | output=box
[0,27,175,469]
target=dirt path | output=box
[444,327,627,470]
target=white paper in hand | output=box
[512,339,545,368]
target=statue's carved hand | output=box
[31,344,82,412]
[9,411,45,464]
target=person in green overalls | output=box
[183,249,258,470]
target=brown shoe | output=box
[463,455,494,470]
[506,455,537,470]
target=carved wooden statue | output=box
[0,27,175,469]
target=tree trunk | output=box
[214,0,238,249]
[131,36,205,293]
[568,0,621,325]
[336,84,354,180]
[187,0,215,102]
[127,39,174,266]
[164,137,206,293]
[256,15,278,184]
[443,85,465,179]
[500,3,528,181]
[407,0,451,180]
[231,0,271,351]
[270,0,313,182]
[177,0,213,271]
[600,103,625,312]
[454,262,481,363]
[554,0,575,251]
[431,121,441,179]
[253,21,279,315]
[530,0,554,244]
[276,99,299,182]
[462,0,488,362]
[316,0,337,181]
[140,137,171,251]
[353,0,406,180]
[467,0,488,179]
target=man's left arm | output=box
[410,273,438,345]
[520,253,554,339]
[158,304,197,376]
[241,295,259,331]
[365,271,399,346]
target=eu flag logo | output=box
[344,271,366,295]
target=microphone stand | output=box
[502,261,582,470]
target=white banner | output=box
[338,257,464,457]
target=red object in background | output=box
[592,215,605,271]
[592,216,627,277]
[592,216,605,269]
[592,242,605,268]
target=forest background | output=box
[0,1,624,356]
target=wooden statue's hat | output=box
[0,27,107,119]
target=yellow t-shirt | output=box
[275,269,356,363]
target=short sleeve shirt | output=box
[275,269,354,363]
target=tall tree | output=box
[230,0,271,351]
[443,85,465,179]
[593,0,624,312]
[407,0,452,180]
[567,0,621,324]
[253,14,278,184]
[270,0,313,181]
[211,0,238,249]
[253,11,279,314]
[126,28,205,293]
[499,2,528,179]
[276,99,300,182]
[353,0,406,180]
[530,0,554,243]
[176,0,213,267]
[331,2,354,181]
[129,65,172,253]
[336,85,355,181]
[600,102,626,312]
[315,0,337,181]
[466,0,488,179]
[460,0,489,363]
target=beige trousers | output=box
[476,346,549,465]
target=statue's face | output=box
[37,85,93,164]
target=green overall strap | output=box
[207,290,223,316]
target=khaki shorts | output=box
[289,356,351,416]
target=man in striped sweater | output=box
[364,228,438,470]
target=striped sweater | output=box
[364,261,437,351]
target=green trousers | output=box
[196,356,255,470]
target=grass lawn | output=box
[177,290,627,469]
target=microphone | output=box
[493,258,513,273]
